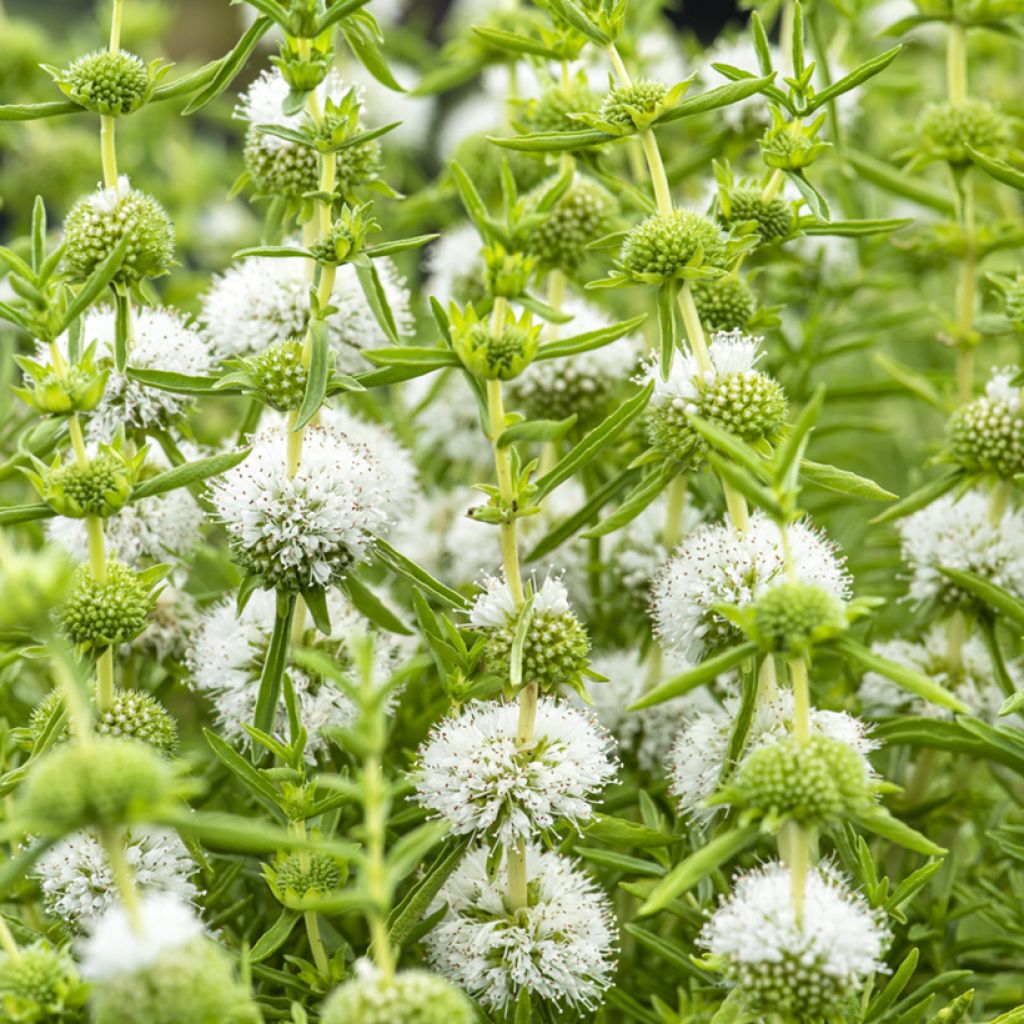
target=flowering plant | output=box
[2,0,1024,1021]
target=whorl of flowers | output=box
[208,421,394,590]
[947,366,1024,478]
[413,696,617,843]
[425,844,618,1010]
[699,862,889,1019]
[651,512,851,661]
[898,491,1024,606]
[668,690,876,822]
[32,828,200,932]
[644,330,788,465]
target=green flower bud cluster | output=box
[26,446,144,519]
[484,604,591,696]
[692,276,756,332]
[0,941,88,1024]
[48,50,154,116]
[57,560,162,650]
[525,174,616,271]
[647,364,787,465]
[13,346,108,416]
[918,99,1009,164]
[751,582,847,653]
[247,340,309,411]
[268,852,343,904]
[947,388,1024,478]
[63,185,175,285]
[310,203,378,265]
[598,79,668,130]
[322,969,476,1024]
[722,734,874,829]
[620,209,728,283]
[271,40,334,93]
[315,94,382,194]
[89,939,261,1024]
[483,244,536,299]
[988,271,1024,329]
[519,80,598,134]
[245,130,320,198]
[30,687,178,756]
[760,113,829,171]
[19,736,175,835]
[719,188,792,241]
[452,305,542,381]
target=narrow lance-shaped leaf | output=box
[631,643,759,710]
[131,448,251,501]
[183,16,274,114]
[805,45,903,112]
[253,592,297,736]
[870,471,963,525]
[295,320,330,430]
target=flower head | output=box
[947,366,1024,478]
[209,422,394,590]
[651,512,850,660]
[426,845,618,1010]
[699,862,889,1019]
[413,696,617,843]
[898,491,1024,606]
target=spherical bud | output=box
[520,80,598,134]
[310,205,377,266]
[19,737,175,835]
[0,545,74,633]
[760,116,828,170]
[269,852,343,904]
[719,187,792,240]
[620,209,727,283]
[751,581,846,653]
[247,340,309,411]
[322,965,476,1024]
[14,347,109,416]
[691,276,756,332]
[56,561,160,650]
[724,734,874,828]
[471,575,591,696]
[88,937,260,1024]
[315,121,382,197]
[63,180,174,285]
[52,49,153,116]
[525,174,616,271]
[244,128,319,198]
[30,687,177,757]
[271,42,333,93]
[919,99,1010,165]
[27,447,142,519]
[947,388,1024,479]
[483,244,535,299]
[0,941,88,1023]
[451,305,541,381]
[599,79,668,130]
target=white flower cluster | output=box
[426,845,618,1010]
[414,696,617,843]
[645,330,765,408]
[651,512,851,660]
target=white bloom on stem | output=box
[200,254,412,371]
[651,512,850,661]
[645,329,765,408]
[468,572,572,629]
[208,422,394,590]
[44,306,213,439]
[413,697,617,843]
[699,862,888,1016]
[669,690,876,822]
[426,844,617,1010]
[33,828,199,932]
[79,893,204,981]
[985,366,1021,409]
[898,491,1024,605]
[861,623,1024,722]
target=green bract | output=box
[47,50,156,116]
[619,209,728,284]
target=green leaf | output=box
[449,160,491,235]
[870,471,963,524]
[295,321,330,429]
[865,948,920,1021]
[472,26,562,59]
[183,17,274,114]
[0,503,55,526]
[498,416,577,448]
[131,448,251,501]
[623,924,704,978]
[688,414,768,480]
[655,75,776,124]
[113,288,130,376]
[301,586,332,635]
[631,643,758,710]
[533,381,654,502]
[203,728,283,810]
[515,987,533,1024]
[938,566,1024,627]
[831,637,968,713]
[583,814,679,849]
[59,232,132,335]
[388,836,472,947]
[845,150,955,216]
[124,368,236,395]
[313,0,373,33]
[374,539,470,610]
[543,0,610,43]
[362,346,460,369]
[573,847,664,876]
[355,261,401,346]
[873,716,1024,773]
[0,101,85,122]
[872,352,945,409]
[509,596,536,690]
[806,45,903,112]
[657,280,677,376]
[966,145,1024,192]
[0,840,55,899]
[799,216,912,237]
[488,128,612,153]
[637,825,760,916]
[367,233,439,259]
[583,461,676,539]
[341,18,404,92]
[341,573,412,635]
[253,592,297,736]
[787,169,830,221]
[385,821,449,883]
[534,313,647,361]
[800,459,897,501]
[850,805,946,857]
[250,909,301,963]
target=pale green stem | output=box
[790,656,811,743]
[989,479,1012,524]
[109,0,124,52]
[779,820,811,924]
[486,376,525,607]
[762,168,785,202]
[290,821,330,976]
[96,648,115,712]
[947,23,968,103]
[0,917,19,959]
[100,118,118,190]
[946,611,966,679]
[955,172,976,402]
[662,475,688,551]
[51,645,93,744]
[99,826,143,932]
[365,756,396,980]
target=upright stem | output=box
[486,376,525,606]
[506,837,529,912]
[662,476,688,551]
[99,826,142,932]
[955,172,976,403]
[0,917,19,960]
[100,0,124,188]
[945,610,966,679]
[947,23,968,103]
[790,656,811,744]
[109,0,124,52]
[365,755,395,980]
